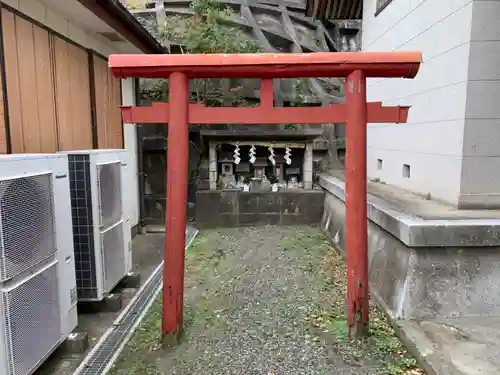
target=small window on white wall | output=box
[375,0,394,15]
[403,164,411,178]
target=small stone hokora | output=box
[236,175,246,190]
[288,176,299,188]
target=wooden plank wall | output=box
[2,10,58,153]
[93,55,123,149]
[0,8,124,153]
[53,36,93,151]
[0,51,6,154]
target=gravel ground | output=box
[109,225,419,375]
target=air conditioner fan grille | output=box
[97,162,122,228]
[0,173,57,281]
[100,221,126,294]
[3,262,61,375]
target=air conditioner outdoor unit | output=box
[0,154,78,375]
[62,149,132,302]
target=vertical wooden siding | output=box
[53,36,93,151]
[1,9,95,153]
[2,10,57,153]
[93,55,123,149]
[0,52,6,154]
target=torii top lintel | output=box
[108,51,421,79]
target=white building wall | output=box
[4,0,141,224]
[362,0,474,206]
[460,1,500,208]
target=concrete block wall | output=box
[362,0,474,206]
[196,190,325,228]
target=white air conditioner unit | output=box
[62,149,132,301]
[0,154,77,375]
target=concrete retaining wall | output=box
[196,189,324,229]
[320,175,500,320]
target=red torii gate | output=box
[109,52,421,341]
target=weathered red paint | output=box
[109,52,421,79]
[345,70,369,337]
[162,72,189,341]
[260,79,274,108]
[120,102,409,124]
[109,51,421,340]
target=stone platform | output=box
[319,171,500,374]
[320,172,500,319]
[196,189,324,228]
[396,316,500,375]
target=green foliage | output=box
[140,0,308,111]
[292,77,308,106]
[281,77,308,130]
[283,123,298,130]
[140,79,168,102]
[140,0,262,106]
[159,0,260,54]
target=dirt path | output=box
[109,225,421,375]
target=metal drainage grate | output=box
[74,227,198,375]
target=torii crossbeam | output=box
[109,51,421,341]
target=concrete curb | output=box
[321,227,438,375]
[388,318,439,375]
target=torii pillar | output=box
[109,51,421,341]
